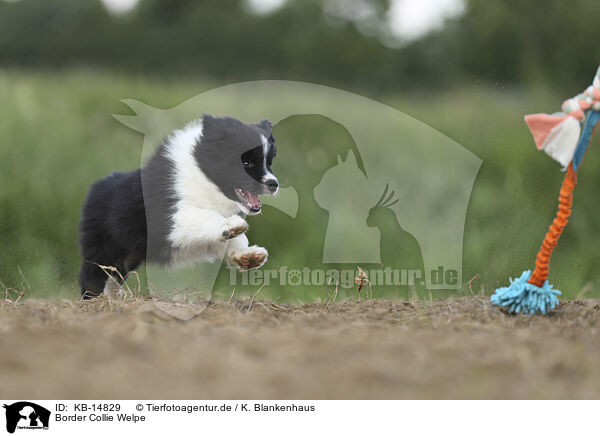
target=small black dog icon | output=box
[3,402,50,434]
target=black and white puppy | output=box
[78,115,278,298]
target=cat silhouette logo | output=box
[3,402,50,433]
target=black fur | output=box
[78,115,276,298]
[78,169,147,298]
[193,115,277,203]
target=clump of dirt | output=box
[1,296,600,399]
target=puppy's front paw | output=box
[221,215,248,241]
[229,246,268,270]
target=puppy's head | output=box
[194,115,278,215]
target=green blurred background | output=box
[1,0,599,300]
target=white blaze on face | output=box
[260,134,278,193]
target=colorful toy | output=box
[491,66,600,315]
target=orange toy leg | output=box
[528,165,577,287]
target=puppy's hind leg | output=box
[79,260,127,299]
[102,275,124,298]
[79,260,108,299]
[100,262,132,298]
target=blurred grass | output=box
[1,68,599,300]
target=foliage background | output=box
[1,0,599,300]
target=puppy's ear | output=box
[256,119,272,136]
[202,114,227,143]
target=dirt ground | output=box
[1,296,600,399]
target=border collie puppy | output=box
[78,115,278,298]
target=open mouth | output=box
[234,188,261,214]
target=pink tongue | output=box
[247,191,260,208]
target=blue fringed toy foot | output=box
[490,270,561,315]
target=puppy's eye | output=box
[243,161,255,168]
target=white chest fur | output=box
[164,120,243,266]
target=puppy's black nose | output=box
[266,179,278,192]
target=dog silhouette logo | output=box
[3,402,50,434]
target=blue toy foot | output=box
[491,270,561,315]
